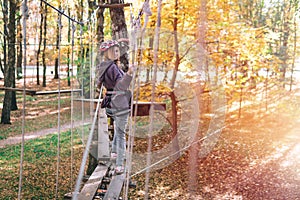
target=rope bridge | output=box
[64,99,166,199]
[14,0,219,199]
[16,0,169,199]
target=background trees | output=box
[0,0,299,122]
[0,0,299,198]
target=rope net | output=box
[12,0,210,199]
[16,0,97,198]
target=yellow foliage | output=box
[136,83,172,102]
[205,0,282,92]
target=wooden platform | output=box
[74,98,167,117]
[0,87,82,96]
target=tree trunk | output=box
[11,86,18,111]
[96,0,105,66]
[146,68,150,83]
[36,0,44,86]
[54,5,61,80]
[289,5,297,91]
[16,6,23,80]
[109,0,129,71]
[170,0,180,90]
[76,0,84,78]
[67,8,71,86]
[265,69,269,111]
[42,4,47,87]
[279,2,291,89]
[189,0,207,195]
[54,48,59,80]
[96,0,105,43]
[10,0,17,111]
[169,91,180,158]
[1,0,8,76]
[169,0,180,157]
[1,0,17,124]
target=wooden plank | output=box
[98,108,110,160]
[78,165,109,200]
[103,174,125,200]
[0,87,36,96]
[132,102,166,116]
[0,87,82,96]
[73,98,103,102]
[73,99,167,116]
[35,89,82,95]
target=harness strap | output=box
[106,90,129,95]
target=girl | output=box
[96,39,133,174]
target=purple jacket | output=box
[96,60,132,111]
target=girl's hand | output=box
[127,64,135,76]
[117,38,129,43]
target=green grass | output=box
[0,129,82,161]
[0,80,90,198]
[0,93,73,140]
[36,96,71,106]
[25,95,37,102]
[0,110,72,140]
[0,129,85,199]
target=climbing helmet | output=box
[99,40,119,52]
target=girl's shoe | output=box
[115,166,124,175]
[111,153,117,159]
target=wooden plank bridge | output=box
[64,100,166,199]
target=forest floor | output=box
[128,86,300,200]
[0,77,300,199]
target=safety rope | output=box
[79,25,85,142]
[18,1,29,199]
[123,6,138,197]
[18,0,100,198]
[62,2,101,195]
[40,0,83,25]
[73,85,103,200]
[55,9,63,199]
[142,0,152,32]
[38,0,85,197]
[87,21,93,122]
[131,125,226,177]
[18,0,156,198]
[69,5,103,199]
[124,1,152,198]
[70,16,76,191]
[132,0,150,28]
[89,11,98,122]
[143,0,161,197]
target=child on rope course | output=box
[96,39,133,175]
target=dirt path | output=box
[0,120,90,148]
